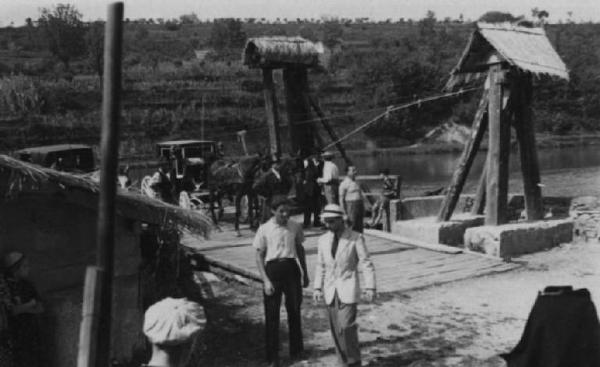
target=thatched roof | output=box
[242,36,323,68]
[0,155,212,237]
[446,22,569,89]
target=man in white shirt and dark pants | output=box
[313,204,376,367]
[317,151,340,205]
[338,165,365,233]
[254,197,309,367]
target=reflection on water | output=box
[343,146,600,185]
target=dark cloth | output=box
[0,277,14,367]
[263,259,304,363]
[7,278,42,367]
[501,287,600,367]
[255,171,292,198]
[345,200,364,233]
[327,293,361,366]
[302,161,323,226]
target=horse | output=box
[207,154,265,236]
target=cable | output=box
[322,87,481,150]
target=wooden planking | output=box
[185,221,521,294]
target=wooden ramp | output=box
[182,223,521,293]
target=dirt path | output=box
[195,240,600,366]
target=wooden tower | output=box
[242,36,322,159]
[437,23,569,225]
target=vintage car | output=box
[15,144,96,173]
[142,140,221,210]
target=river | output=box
[128,145,600,199]
[338,145,600,198]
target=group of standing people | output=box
[253,196,376,367]
[0,252,43,367]
[299,151,397,233]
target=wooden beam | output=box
[437,89,489,222]
[307,95,353,167]
[513,73,543,220]
[282,66,315,156]
[485,65,511,225]
[470,164,487,215]
[262,68,281,159]
[84,4,123,367]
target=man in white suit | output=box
[313,204,376,367]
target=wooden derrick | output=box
[437,89,489,221]
[282,66,315,156]
[262,69,281,159]
[512,73,543,220]
[485,65,511,225]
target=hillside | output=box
[0,14,599,157]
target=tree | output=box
[321,19,343,49]
[38,4,86,70]
[179,13,200,24]
[208,18,246,51]
[85,21,104,78]
[478,11,519,23]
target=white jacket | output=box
[313,228,376,305]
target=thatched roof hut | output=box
[0,154,212,237]
[242,36,324,68]
[446,22,569,90]
[0,154,211,366]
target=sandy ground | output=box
[193,238,600,367]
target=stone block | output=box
[464,219,574,258]
[392,214,484,247]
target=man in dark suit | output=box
[254,158,292,223]
[302,154,323,228]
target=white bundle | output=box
[143,297,206,346]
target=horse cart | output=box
[141,140,221,212]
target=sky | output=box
[0,0,598,26]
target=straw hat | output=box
[3,251,24,270]
[321,204,344,220]
[143,297,206,346]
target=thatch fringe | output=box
[242,36,323,68]
[0,155,212,238]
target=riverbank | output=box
[195,238,600,367]
[347,132,600,158]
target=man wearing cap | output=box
[313,204,376,367]
[253,197,309,367]
[317,151,340,205]
[143,297,206,367]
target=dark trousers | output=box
[264,259,304,362]
[303,194,322,226]
[345,200,365,233]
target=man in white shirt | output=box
[339,165,365,233]
[254,197,309,367]
[317,151,340,205]
[313,204,376,367]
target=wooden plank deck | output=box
[181,221,521,293]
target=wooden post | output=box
[283,66,315,156]
[513,73,544,220]
[262,68,281,159]
[437,89,489,222]
[78,4,123,367]
[470,164,487,215]
[77,266,103,367]
[485,65,510,225]
[307,95,353,166]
